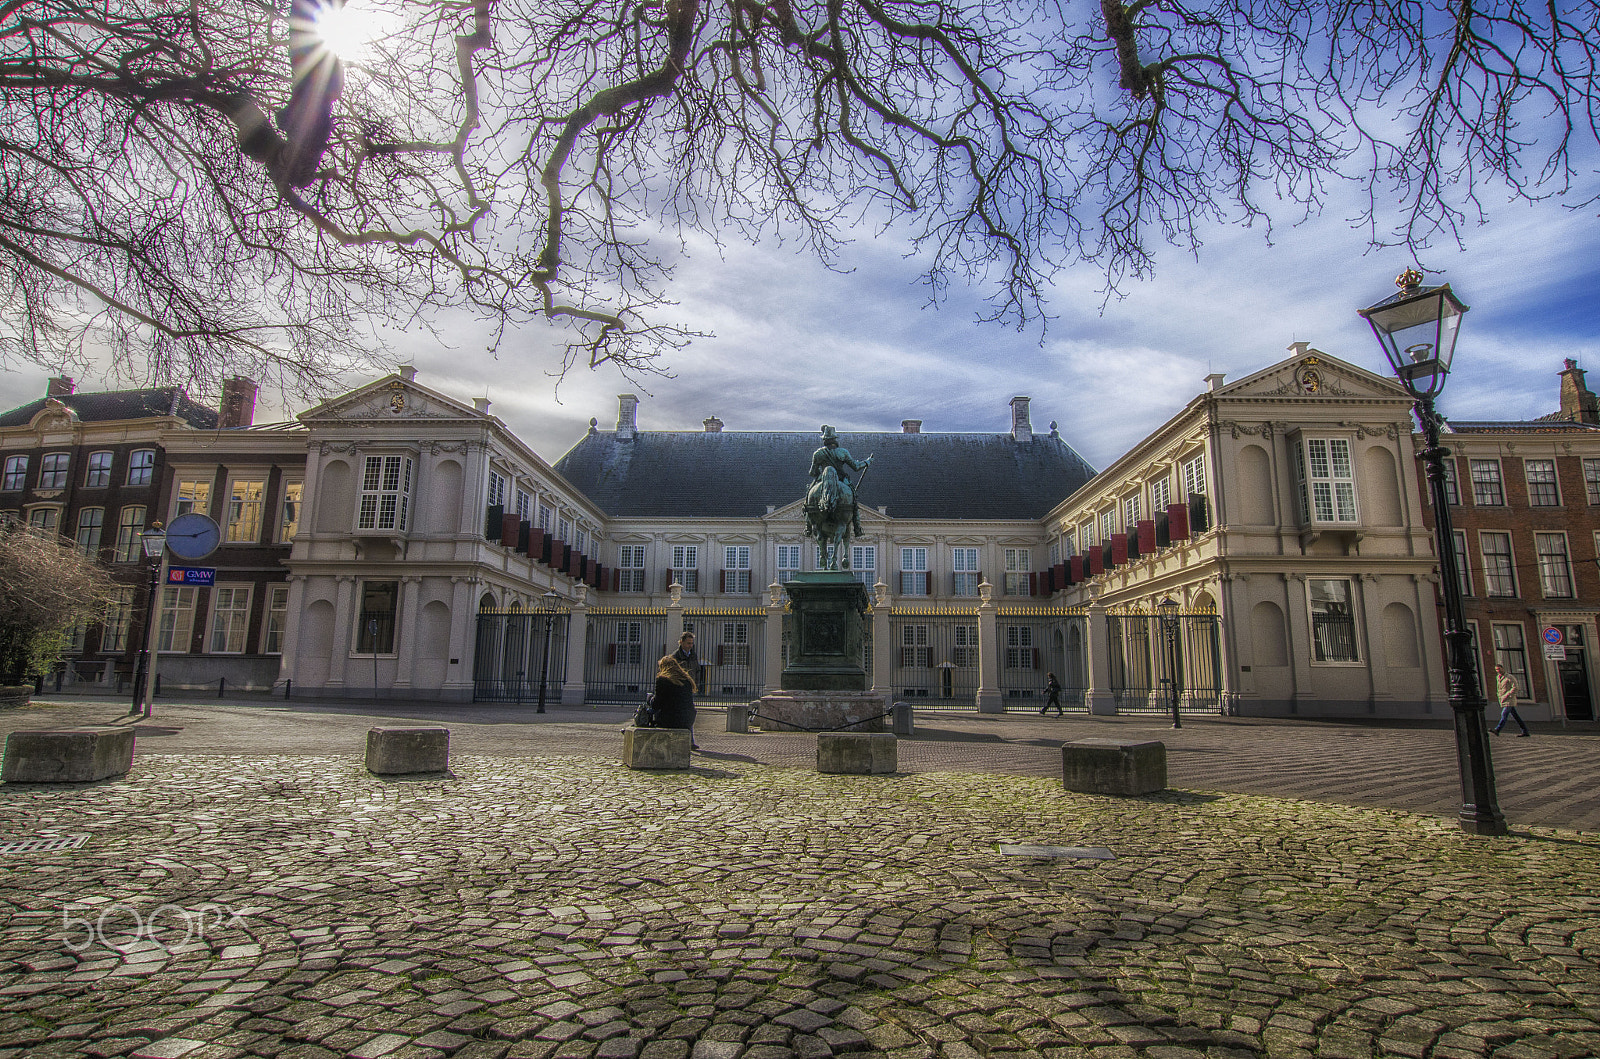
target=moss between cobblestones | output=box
[2,754,1598,1059]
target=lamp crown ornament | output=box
[1396,266,1424,291]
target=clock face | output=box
[166,512,221,560]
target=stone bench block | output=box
[818,732,897,774]
[3,726,135,783]
[366,727,450,775]
[891,700,915,736]
[726,704,750,733]
[1062,738,1166,796]
[624,727,692,770]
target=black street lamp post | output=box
[1156,596,1182,729]
[1360,268,1508,836]
[129,522,166,716]
[536,590,560,714]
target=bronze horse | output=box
[803,466,852,570]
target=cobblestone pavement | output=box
[3,701,1599,1059]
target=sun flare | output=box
[311,1,373,62]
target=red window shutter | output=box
[720,570,727,593]
[1138,519,1156,554]
[501,513,520,546]
[1089,548,1103,575]
[924,571,932,595]
[610,569,620,592]
[1070,556,1084,582]
[977,571,984,586]
[1054,562,1068,588]
[1167,503,1190,541]
[606,645,617,664]
[1112,533,1128,567]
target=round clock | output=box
[165,512,221,560]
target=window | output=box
[1182,454,1207,497]
[1536,533,1574,598]
[1309,579,1359,663]
[1099,510,1116,541]
[1297,439,1358,523]
[108,506,145,563]
[39,452,69,489]
[156,586,197,653]
[900,625,930,668]
[1480,532,1517,597]
[225,479,266,543]
[1470,459,1504,506]
[101,589,134,653]
[174,478,211,519]
[952,547,981,596]
[617,544,646,592]
[487,471,506,509]
[1492,624,1531,699]
[1004,548,1030,596]
[1083,521,1096,549]
[723,545,751,594]
[127,449,155,487]
[575,527,588,554]
[66,621,86,653]
[1062,530,1076,558]
[719,622,751,666]
[1440,458,1460,505]
[84,451,113,487]
[1123,495,1140,529]
[669,544,699,592]
[263,585,290,654]
[850,544,875,587]
[1048,542,1060,567]
[558,517,572,542]
[278,481,303,542]
[1005,625,1036,669]
[1525,459,1560,506]
[1150,475,1171,513]
[538,504,552,532]
[2,455,26,490]
[1586,458,1600,505]
[356,580,398,653]
[208,585,252,653]
[899,547,928,596]
[777,544,802,585]
[75,507,104,555]
[952,625,979,668]
[515,489,530,521]
[1451,529,1472,598]
[28,507,58,532]
[613,621,643,665]
[358,456,412,531]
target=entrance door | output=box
[1558,625,1594,721]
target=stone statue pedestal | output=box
[761,572,884,731]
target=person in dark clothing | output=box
[653,654,699,749]
[672,631,703,687]
[1040,672,1063,716]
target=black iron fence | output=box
[472,609,569,703]
[1106,610,1222,714]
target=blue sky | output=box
[2,183,1596,475]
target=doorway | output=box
[1558,624,1594,721]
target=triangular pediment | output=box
[1218,347,1407,402]
[299,375,482,424]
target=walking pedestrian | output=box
[672,630,703,687]
[1040,672,1063,716]
[653,654,700,749]
[1492,664,1531,737]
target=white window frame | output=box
[357,456,412,532]
[208,584,253,654]
[1492,623,1532,699]
[671,544,700,592]
[899,547,929,596]
[2,454,26,490]
[102,588,135,654]
[355,580,399,655]
[75,507,104,555]
[1182,453,1207,497]
[1296,437,1358,524]
[225,477,267,544]
[1099,509,1116,541]
[850,544,876,587]
[172,477,212,520]
[1451,529,1471,599]
[1479,531,1517,597]
[1005,625,1036,669]
[952,625,979,668]
[1535,532,1575,598]
[1470,459,1504,506]
[613,620,644,665]
[515,489,531,521]
[1586,458,1600,505]
[263,585,291,654]
[1150,475,1171,514]
[723,545,752,594]
[1123,495,1140,529]
[486,471,506,510]
[156,586,197,653]
[777,543,803,584]
[27,506,60,533]
[1525,459,1561,507]
[558,516,572,542]
[114,505,146,563]
[537,504,552,532]
[278,481,303,543]
[952,547,981,597]
[1308,578,1360,664]
[1061,530,1077,558]
[127,449,155,487]
[1003,548,1030,596]
[38,451,69,489]
[900,624,930,669]
[719,621,751,667]
[617,544,646,593]
[84,450,113,488]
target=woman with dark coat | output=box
[652,654,699,749]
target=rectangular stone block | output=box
[365,727,449,775]
[1061,738,1166,796]
[2,727,135,783]
[891,700,915,736]
[624,726,692,769]
[817,732,897,774]
[725,704,750,733]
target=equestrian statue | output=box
[803,425,873,570]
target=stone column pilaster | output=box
[561,584,589,705]
[976,581,1002,713]
[871,581,893,695]
[1085,588,1117,715]
[763,583,785,694]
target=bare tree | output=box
[0,520,117,682]
[3,0,1595,394]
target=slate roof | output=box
[0,387,218,429]
[553,429,1099,520]
[1446,418,1600,434]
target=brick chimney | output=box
[1010,396,1032,441]
[46,376,74,397]
[703,415,723,433]
[1558,359,1600,424]
[616,394,639,440]
[219,377,257,428]
[902,420,922,433]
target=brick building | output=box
[1419,359,1600,722]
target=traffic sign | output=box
[1543,626,1564,645]
[167,566,216,586]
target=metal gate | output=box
[583,608,673,705]
[999,608,1088,710]
[1107,610,1222,714]
[473,609,569,703]
[682,609,767,703]
[889,608,981,707]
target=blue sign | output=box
[1543,626,1564,645]
[168,566,216,586]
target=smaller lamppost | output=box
[1156,596,1181,729]
[1360,268,1506,836]
[536,590,560,714]
[129,522,166,716]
